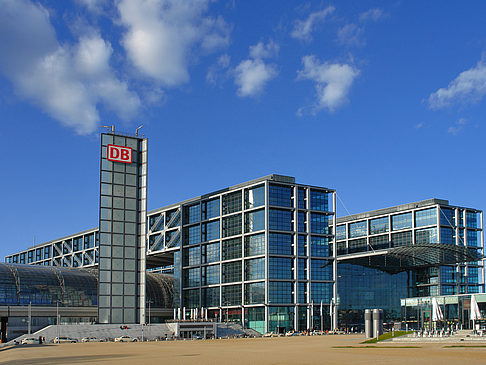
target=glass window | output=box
[269,209,293,231]
[268,282,293,304]
[245,282,265,304]
[269,233,293,255]
[183,267,200,288]
[369,217,389,235]
[348,238,367,253]
[223,261,242,283]
[223,191,242,215]
[311,213,330,234]
[298,211,306,232]
[202,198,220,220]
[298,188,306,209]
[369,235,389,250]
[183,289,199,308]
[415,227,438,244]
[202,220,220,241]
[268,306,294,332]
[391,213,412,231]
[245,209,265,232]
[310,259,332,280]
[349,221,367,238]
[245,234,265,257]
[245,258,265,281]
[184,225,200,245]
[310,282,333,303]
[222,284,242,306]
[391,231,412,247]
[310,236,329,257]
[269,184,293,207]
[415,208,437,227]
[185,204,200,224]
[298,235,307,256]
[466,211,478,228]
[310,190,328,211]
[202,264,220,285]
[222,237,242,260]
[336,225,346,240]
[467,230,479,247]
[245,306,265,333]
[245,185,265,209]
[440,208,454,227]
[202,287,220,307]
[269,257,293,279]
[223,214,242,237]
[183,246,201,266]
[202,242,220,263]
[441,227,453,244]
[298,258,307,280]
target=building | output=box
[145,174,337,334]
[5,173,337,334]
[334,199,484,328]
[3,132,484,334]
[0,263,173,341]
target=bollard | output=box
[372,309,384,338]
[364,309,373,338]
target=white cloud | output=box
[0,0,140,134]
[206,54,231,85]
[448,118,467,135]
[249,40,279,59]
[117,0,230,86]
[234,59,277,97]
[291,6,335,42]
[337,24,364,46]
[77,0,110,14]
[428,60,486,109]
[297,55,359,113]
[359,8,385,23]
[234,41,278,97]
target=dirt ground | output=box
[2,335,486,365]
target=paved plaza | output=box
[2,335,486,365]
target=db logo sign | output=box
[107,144,133,164]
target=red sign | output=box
[107,144,133,163]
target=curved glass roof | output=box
[0,263,173,308]
[337,243,483,274]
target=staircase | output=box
[7,323,174,344]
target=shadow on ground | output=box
[3,354,134,364]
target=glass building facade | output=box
[147,175,336,334]
[5,174,484,333]
[334,199,484,327]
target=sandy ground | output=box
[1,335,486,365]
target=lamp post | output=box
[28,301,31,335]
[56,300,60,341]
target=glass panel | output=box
[268,233,293,255]
[245,185,265,209]
[245,258,265,281]
[223,191,242,215]
[415,208,437,227]
[369,217,389,235]
[310,190,328,211]
[349,221,367,238]
[245,234,265,257]
[269,184,293,207]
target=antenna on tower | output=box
[136,124,143,136]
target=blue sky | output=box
[1,1,485,259]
